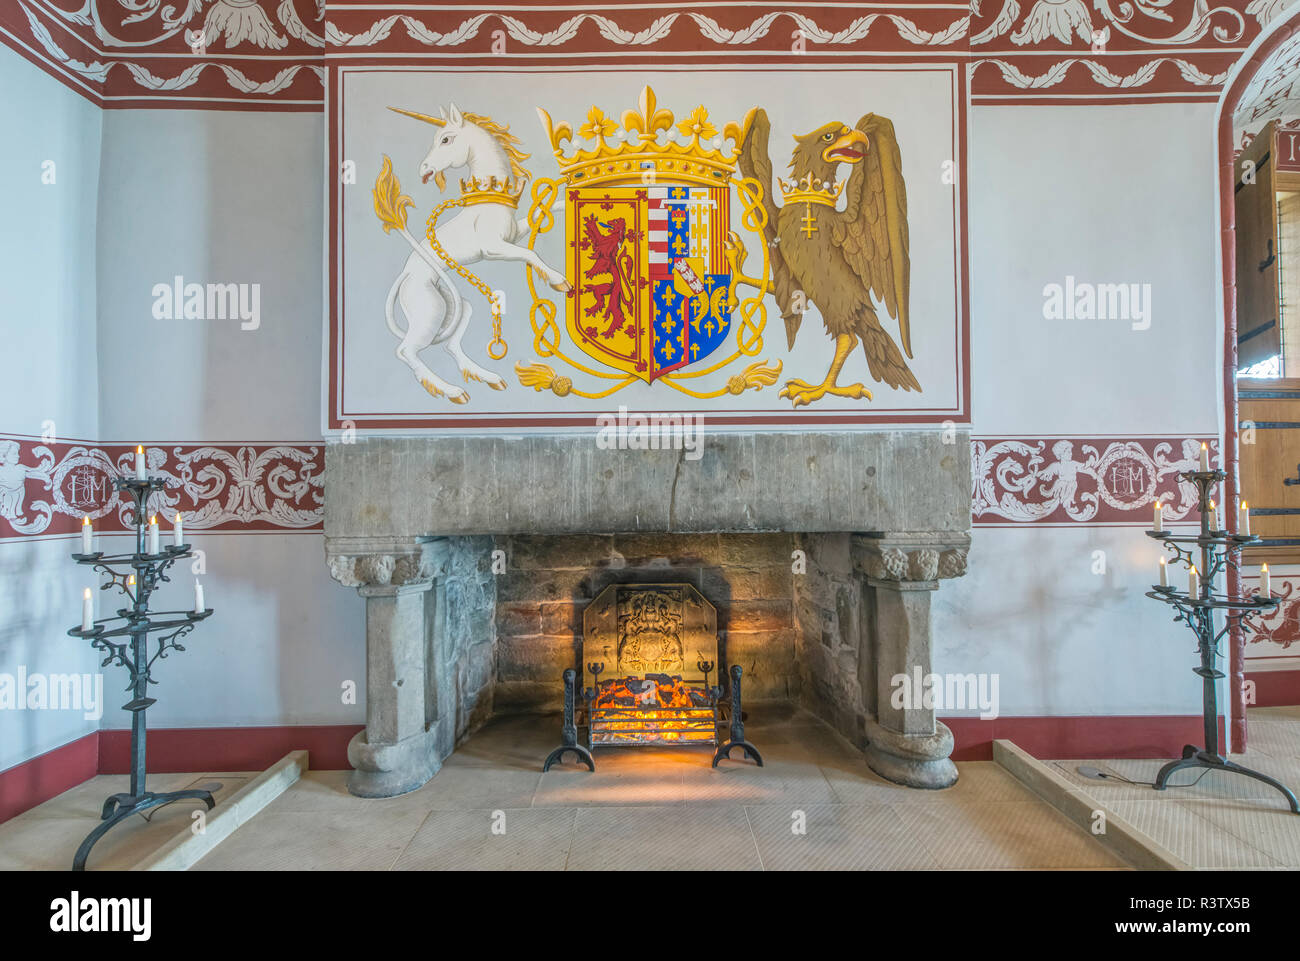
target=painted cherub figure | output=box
[0,440,39,522]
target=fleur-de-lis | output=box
[578,107,616,141]
[622,86,673,141]
[676,105,717,143]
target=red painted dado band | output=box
[0,0,1279,109]
[0,714,1248,822]
[0,435,322,540]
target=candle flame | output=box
[1190,566,1197,575]
[128,574,135,585]
[83,587,91,600]
[82,515,90,526]
[1160,557,1166,565]
[1263,563,1269,573]
[150,515,156,525]
[137,445,143,454]
[1202,442,1207,450]
[175,512,181,523]
[1156,500,1161,509]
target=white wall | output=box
[91,109,363,731]
[0,51,104,769]
[935,103,1222,718]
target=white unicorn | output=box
[381,103,570,404]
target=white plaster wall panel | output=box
[968,104,1220,436]
[95,110,324,440]
[94,533,363,729]
[0,50,103,770]
[0,51,101,441]
[0,539,103,771]
[933,525,1204,716]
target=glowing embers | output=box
[589,673,716,745]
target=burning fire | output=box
[590,674,715,744]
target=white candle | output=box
[194,580,204,614]
[1199,442,1210,472]
[1189,565,1199,598]
[1241,500,1250,536]
[148,515,159,555]
[81,516,92,554]
[1153,500,1163,533]
[135,445,146,481]
[1208,500,1217,532]
[1262,563,1271,598]
[1159,556,1168,588]
[81,587,93,631]
[173,512,183,548]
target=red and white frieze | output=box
[0,0,1287,108]
[0,434,322,540]
[971,436,1219,525]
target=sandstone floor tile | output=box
[894,800,1124,869]
[746,803,939,870]
[392,808,575,870]
[565,806,761,870]
[193,808,430,871]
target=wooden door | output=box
[1240,377,1300,564]
[1236,120,1282,370]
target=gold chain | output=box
[425,199,507,360]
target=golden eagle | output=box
[737,109,917,406]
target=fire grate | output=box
[543,583,762,769]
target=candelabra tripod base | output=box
[1154,745,1300,814]
[72,788,216,871]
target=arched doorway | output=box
[1217,10,1300,745]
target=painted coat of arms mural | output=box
[359,79,936,417]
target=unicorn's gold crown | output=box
[537,86,749,189]
[459,174,528,208]
[778,173,845,208]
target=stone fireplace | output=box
[324,431,970,796]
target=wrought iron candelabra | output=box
[1145,468,1298,813]
[67,476,216,870]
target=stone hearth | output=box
[324,431,970,796]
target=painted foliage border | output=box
[0,434,323,541]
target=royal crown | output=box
[458,174,528,208]
[778,173,845,208]
[537,86,749,189]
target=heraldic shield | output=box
[519,86,781,401]
[568,184,732,383]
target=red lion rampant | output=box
[582,214,636,339]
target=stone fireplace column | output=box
[326,536,448,798]
[851,533,970,790]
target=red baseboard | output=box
[0,712,1270,824]
[97,724,363,775]
[1246,670,1300,708]
[0,732,99,824]
[943,715,1222,761]
[0,724,361,824]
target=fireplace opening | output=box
[544,581,763,769]
[585,583,719,747]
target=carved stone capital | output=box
[851,532,970,584]
[324,535,449,589]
